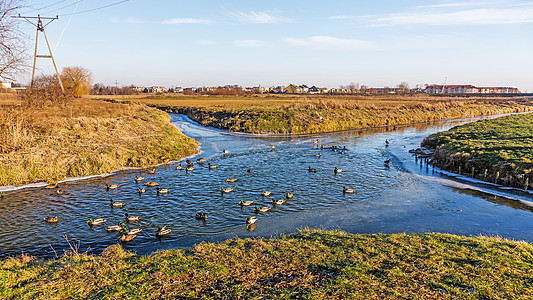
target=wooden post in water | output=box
[471,167,475,178]
[525,178,529,190]
[483,169,488,181]
[458,166,461,175]
[495,171,499,183]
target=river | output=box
[1,113,532,259]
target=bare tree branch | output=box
[0,0,27,82]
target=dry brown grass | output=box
[0,94,198,186]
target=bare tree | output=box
[0,0,26,81]
[397,81,410,94]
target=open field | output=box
[0,93,198,186]
[2,229,532,299]
[422,113,533,189]
[101,94,533,134]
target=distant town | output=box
[0,81,522,95]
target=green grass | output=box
[2,229,533,299]
[422,113,533,189]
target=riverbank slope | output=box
[422,113,533,189]
[0,94,198,186]
[2,229,532,299]
[109,94,533,134]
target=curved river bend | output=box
[1,114,532,258]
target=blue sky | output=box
[18,0,533,91]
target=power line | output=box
[36,0,71,11]
[58,0,131,16]
[42,0,86,15]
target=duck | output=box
[138,188,146,194]
[146,168,156,174]
[122,228,142,235]
[124,213,140,222]
[384,158,391,164]
[222,149,229,154]
[106,184,119,190]
[120,234,137,242]
[145,181,159,187]
[254,206,270,213]
[208,163,217,169]
[196,158,206,164]
[261,191,272,196]
[246,216,257,225]
[247,169,252,174]
[55,189,64,195]
[314,139,319,145]
[315,153,322,157]
[45,182,58,189]
[156,226,171,237]
[226,178,238,183]
[87,218,106,225]
[334,167,343,174]
[106,222,125,231]
[270,145,276,150]
[109,199,125,207]
[44,216,58,223]
[343,186,355,194]
[308,167,317,172]
[195,212,207,220]
[134,176,144,182]
[186,160,194,166]
[272,199,285,205]
[220,187,234,193]
[0,191,4,198]
[156,188,169,194]
[385,139,390,146]
[186,167,195,172]
[286,192,293,199]
[175,164,183,170]
[239,200,254,206]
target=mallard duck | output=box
[145,181,159,187]
[124,213,140,222]
[226,178,238,183]
[316,153,322,157]
[157,188,169,194]
[186,167,195,172]
[134,176,144,182]
[186,160,194,166]
[308,167,317,172]
[385,139,389,146]
[146,168,156,174]
[122,228,142,235]
[55,189,64,195]
[220,187,233,193]
[138,188,146,194]
[272,199,285,205]
[239,200,254,206]
[270,145,275,150]
[208,163,217,169]
[156,226,171,237]
[334,167,343,174]
[247,169,252,174]
[222,149,229,154]
[314,139,319,145]
[246,216,257,225]
[261,191,272,196]
[254,206,270,212]
[343,186,355,194]
[45,182,58,189]
[106,222,125,231]
[384,158,391,164]
[44,216,58,223]
[106,184,119,190]
[0,191,4,198]
[195,212,207,220]
[197,158,206,164]
[120,234,136,242]
[109,199,125,207]
[175,164,183,170]
[87,218,106,225]
[286,192,293,199]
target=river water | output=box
[1,114,532,259]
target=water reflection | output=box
[0,113,531,259]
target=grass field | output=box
[2,229,532,299]
[103,94,533,134]
[0,93,198,186]
[422,113,533,189]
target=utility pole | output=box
[441,77,447,94]
[13,14,65,93]
[114,80,119,95]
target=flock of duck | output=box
[42,139,392,243]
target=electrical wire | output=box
[59,0,131,16]
[42,0,86,15]
[35,0,71,11]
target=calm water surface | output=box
[1,114,532,258]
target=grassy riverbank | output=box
[2,229,532,299]
[0,94,198,186]
[422,113,533,189]
[109,94,533,134]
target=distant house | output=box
[285,84,303,94]
[425,84,519,94]
[308,86,320,94]
[1,82,12,90]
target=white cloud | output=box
[224,10,289,24]
[161,18,213,25]
[283,36,374,50]
[234,40,268,47]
